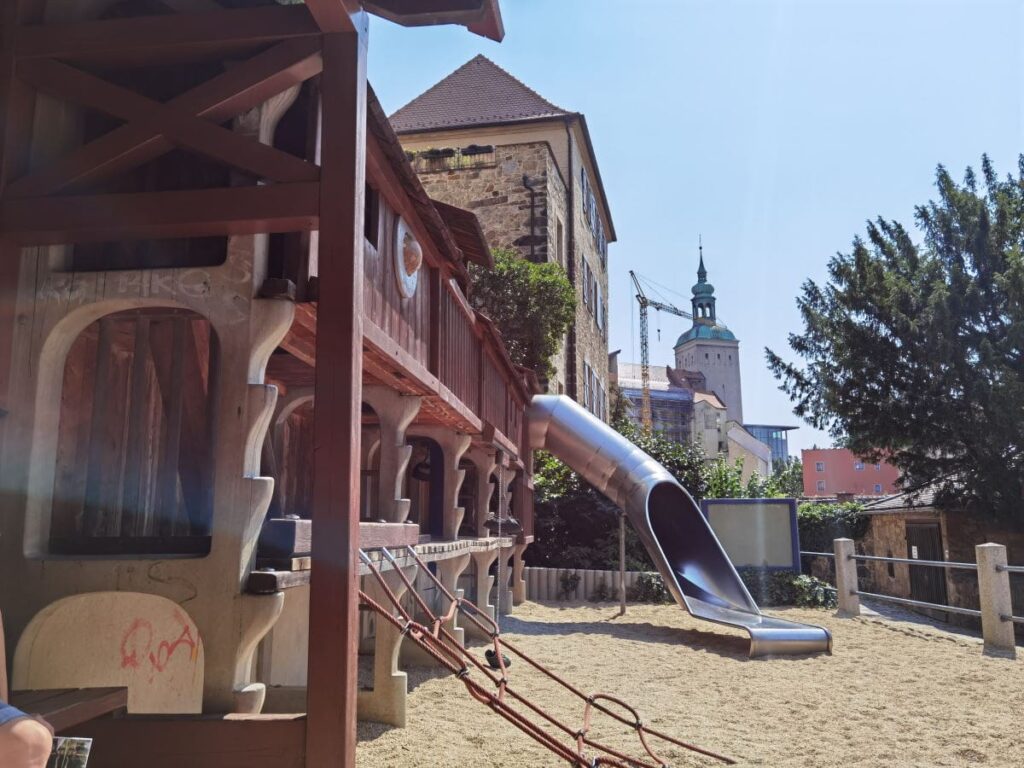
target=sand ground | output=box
[355,601,1024,768]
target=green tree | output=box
[468,247,576,382]
[767,156,1024,517]
[772,457,804,498]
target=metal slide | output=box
[528,395,832,657]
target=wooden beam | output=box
[161,0,222,12]
[0,0,43,417]
[7,38,323,198]
[1,183,319,244]
[11,687,127,733]
[306,20,367,768]
[155,318,186,536]
[120,317,152,536]
[304,0,358,33]
[67,714,306,768]
[17,58,320,185]
[14,5,319,64]
[81,318,114,537]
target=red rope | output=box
[359,546,736,767]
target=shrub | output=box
[790,574,838,609]
[739,567,837,609]
[627,572,673,604]
[589,579,612,602]
[797,501,868,553]
[558,570,581,600]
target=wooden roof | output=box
[431,199,492,268]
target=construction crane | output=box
[629,270,692,431]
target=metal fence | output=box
[802,540,1023,656]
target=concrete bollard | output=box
[834,538,860,617]
[976,543,1017,658]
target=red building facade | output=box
[802,448,900,498]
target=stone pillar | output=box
[467,549,499,639]
[437,553,471,648]
[834,538,860,617]
[465,446,497,536]
[976,543,1016,658]
[408,426,471,539]
[357,568,413,727]
[497,545,515,615]
[363,385,421,523]
[512,543,529,606]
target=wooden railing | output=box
[437,282,480,413]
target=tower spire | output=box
[697,235,707,283]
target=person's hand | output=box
[29,716,54,739]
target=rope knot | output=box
[455,667,470,680]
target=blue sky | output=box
[366,0,1023,456]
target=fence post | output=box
[834,538,860,617]
[975,543,1017,658]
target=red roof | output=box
[389,54,569,134]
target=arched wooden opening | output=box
[406,437,444,539]
[359,403,381,521]
[275,400,315,520]
[49,308,217,555]
[457,458,478,537]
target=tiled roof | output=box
[694,391,725,409]
[861,485,938,514]
[390,54,570,134]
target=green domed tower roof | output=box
[674,246,736,348]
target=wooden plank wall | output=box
[361,198,431,368]
[50,311,213,547]
[437,284,480,413]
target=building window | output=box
[874,463,881,471]
[582,258,591,308]
[816,480,826,492]
[854,461,864,471]
[555,218,564,266]
[815,461,825,472]
[874,484,882,494]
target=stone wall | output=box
[941,509,1024,620]
[411,138,612,410]
[858,508,1024,635]
[569,141,610,419]
[414,142,568,393]
[860,514,917,599]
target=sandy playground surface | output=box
[356,601,1024,767]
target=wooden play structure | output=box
[0,2,543,765]
[0,3,742,766]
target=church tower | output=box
[673,249,743,423]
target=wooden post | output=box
[305,15,368,768]
[618,513,626,616]
[976,543,1016,658]
[0,0,43,433]
[834,538,860,617]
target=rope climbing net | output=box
[358,545,736,768]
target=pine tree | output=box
[767,156,1024,517]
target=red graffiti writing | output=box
[120,610,199,675]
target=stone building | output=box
[390,55,616,418]
[673,253,743,424]
[614,362,771,481]
[854,488,1024,635]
